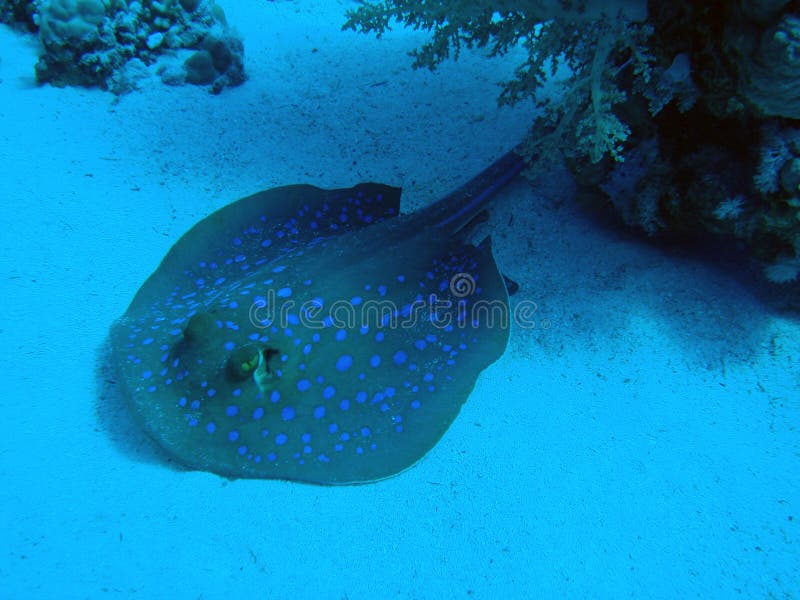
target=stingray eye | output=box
[226,345,262,381]
[182,312,217,345]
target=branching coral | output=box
[345,0,800,286]
[344,0,654,171]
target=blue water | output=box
[1,2,797,598]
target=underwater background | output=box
[1,0,798,597]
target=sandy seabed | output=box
[0,1,797,598]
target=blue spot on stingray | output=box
[225,405,238,417]
[313,406,326,419]
[369,354,381,367]
[253,407,265,420]
[206,422,216,434]
[414,339,427,350]
[339,399,350,411]
[375,332,384,342]
[355,391,367,403]
[393,350,408,365]
[336,329,347,342]
[297,379,311,392]
[281,406,296,421]
[270,390,281,403]
[328,423,338,434]
[228,430,240,442]
[277,287,292,298]
[323,385,336,399]
[336,355,353,371]
[275,433,288,445]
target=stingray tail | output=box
[426,146,526,234]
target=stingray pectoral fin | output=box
[110,176,511,484]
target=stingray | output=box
[110,149,524,484]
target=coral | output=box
[713,196,746,221]
[344,0,800,287]
[754,122,800,194]
[23,0,245,92]
[599,137,665,234]
[738,13,800,119]
[345,0,653,171]
[184,47,216,84]
[35,0,125,88]
[0,0,43,31]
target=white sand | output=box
[1,1,797,597]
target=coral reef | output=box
[345,0,800,283]
[0,0,245,93]
[0,0,42,32]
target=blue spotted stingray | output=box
[110,150,523,484]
